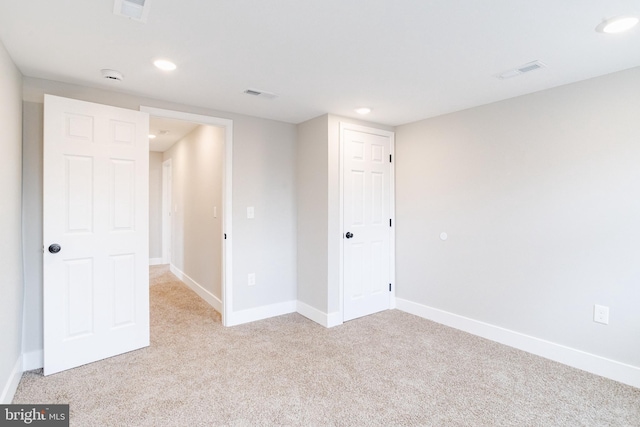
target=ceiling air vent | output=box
[114,0,152,23]
[497,60,546,80]
[101,69,124,81]
[243,88,278,100]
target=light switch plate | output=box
[247,206,255,219]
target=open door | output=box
[43,95,150,375]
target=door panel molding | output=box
[43,94,150,375]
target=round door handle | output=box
[345,232,354,239]
[48,244,61,254]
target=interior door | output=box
[43,94,150,375]
[343,125,393,321]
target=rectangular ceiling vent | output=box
[243,89,278,100]
[114,0,152,23]
[497,60,546,80]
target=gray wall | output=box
[297,115,329,312]
[21,102,42,356]
[149,152,163,260]
[21,77,297,354]
[0,40,23,400]
[231,115,297,310]
[395,67,640,367]
[163,125,224,298]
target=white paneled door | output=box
[43,95,150,375]
[342,125,394,322]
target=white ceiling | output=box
[149,117,199,152]
[1,1,639,126]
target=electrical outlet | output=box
[248,273,256,286]
[594,304,609,325]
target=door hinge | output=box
[390,219,392,227]
[389,154,392,163]
[389,283,392,292]
[224,233,227,240]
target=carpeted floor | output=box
[13,266,640,426]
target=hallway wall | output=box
[163,125,224,299]
[149,152,164,261]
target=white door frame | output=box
[339,122,396,322]
[141,106,233,326]
[161,159,172,265]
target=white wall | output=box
[163,125,224,298]
[395,67,640,369]
[21,76,297,355]
[149,152,163,260]
[0,40,23,403]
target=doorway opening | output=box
[142,106,233,326]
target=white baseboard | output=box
[396,298,640,389]
[1,355,23,404]
[149,258,164,266]
[22,350,43,371]
[170,264,222,313]
[296,301,342,328]
[326,312,342,327]
[227,300,297,327]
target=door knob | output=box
[345,232,354,239]
[48,244,61,254]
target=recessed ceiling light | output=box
[596,16,639,33]
[148,134,157,139]
[153,59,177,71]
[355,107,372,115]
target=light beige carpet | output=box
[14,266,640,426]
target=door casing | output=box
[140,106,234,326]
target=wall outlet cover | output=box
[594,304,609,325]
